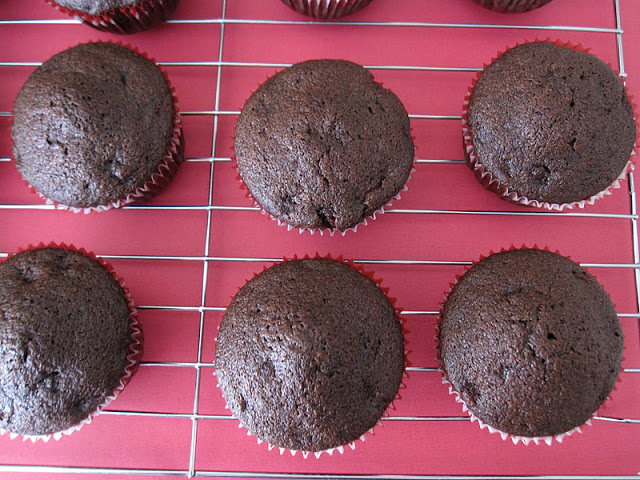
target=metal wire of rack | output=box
[0,0,638,478]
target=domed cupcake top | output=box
[12,42,179,209]
[234,59,414,232]
[0,247,139,437]
[466,41,636,206]
[215,258,405,452]
[439,248,623,439]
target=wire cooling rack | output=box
[0,0,639,478]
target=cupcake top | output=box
[12,42,177,209]
[0,247,135,436]
[471,0,553,13]
[52,0,140,15]
[467,41,636,205]
[215,258,405,452]
[234,59,414,232]
[439,248,624,438]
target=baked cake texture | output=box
[215,258,405,452]
[53,0,143,15]
[466,41,636,206]
[12,42,180,209]
[0,247,138,436]
[234,59,414,232]
[439,248,624,438]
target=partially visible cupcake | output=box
[438,248,623,444]
[215,257,405,454]
[464,41,636,210]
[45,0,179,34]
[472,0,553,13]
[0,245,142,440]
[281,0,373,19]
[12,42,183,213]
[234,59,414,233]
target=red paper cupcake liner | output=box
[214,253,408,458]
[471,0,554,13]
[13,41,184,214]
[462,39,639,211]
[44,0,179,34]
[0,242,143,442]
[281,0,373,20]
[435,245,624,446]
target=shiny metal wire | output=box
[0,0,637,477]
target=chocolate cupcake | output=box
[0,246,142,439]
[438,248,624,442]
[234,59,414,233]
[464,41,636,209]
[472,0,553,12]
[215,257,404,454]
[12,42,183,212]
[45,0,179,34]
[281,0,373,19]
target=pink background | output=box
[0,0,638,478]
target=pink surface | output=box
[0,0,639,478]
